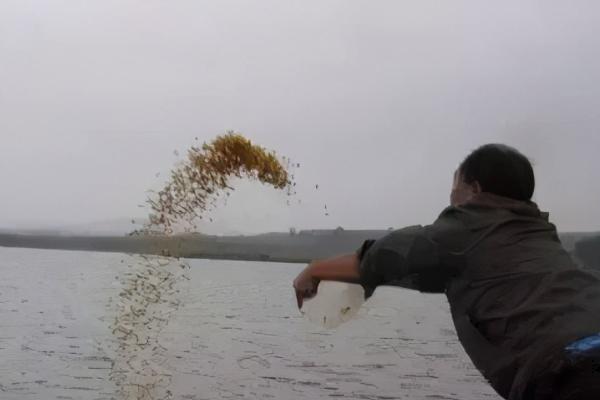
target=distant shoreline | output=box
[0,230,384,264]
[0,230,598,267]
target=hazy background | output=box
[1,1,599,235]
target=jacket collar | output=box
[464,192,548,220]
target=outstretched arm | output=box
[293,207,467,309]
[293,253,360,308]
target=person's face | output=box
[450,170,481,206]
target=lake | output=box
[0,247,500,400]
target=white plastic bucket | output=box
[300,281,365,329]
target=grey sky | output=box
[1,1,599,234]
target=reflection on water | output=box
[0,247,501,400]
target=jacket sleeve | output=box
[356,207,466,297]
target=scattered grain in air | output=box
[145,132,295,234]
[110,131,296,400]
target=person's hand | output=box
[293,264,320,309]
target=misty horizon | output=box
[2,2,599,233]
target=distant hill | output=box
[0,228,597,269]
[575,235,600,269]
[0,217,148,237]
[52,217,149,236]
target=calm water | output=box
[0,247,501,400]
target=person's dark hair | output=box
[458,144,535,201]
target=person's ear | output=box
[472,181,482,194]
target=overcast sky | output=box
[1,1,599,234]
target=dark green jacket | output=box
[357,193,600,400]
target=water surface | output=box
[0,247,500,399]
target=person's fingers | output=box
[295,289,303,309]
[303,287,316,300]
